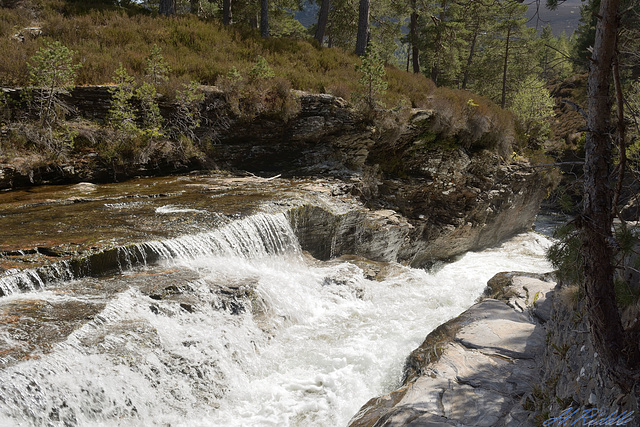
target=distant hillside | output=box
[525,0,582,36]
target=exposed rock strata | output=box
[528,285,639,426]
[0,87,552,264]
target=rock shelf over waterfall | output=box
[1,89,553,266]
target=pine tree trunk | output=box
[500,25,511,109]
[582,0,637,385]
[315,0,330,44]
[410,0,419,74]
[461,22,479,90]
[355,0,370,56]
[159,0,176,16]
[260,0,269,38]
[223,0,232,25]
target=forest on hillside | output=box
[0,0,638,171]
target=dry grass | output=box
[0,1,437,109]
[0,0,516,173]
[556,284,579,310]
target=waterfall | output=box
[0,262,75,297]
[0,213,299,298]
[0,212,553,426]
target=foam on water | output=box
[0,214,553,427]
[155,204,206,214]
[0,213,298,297]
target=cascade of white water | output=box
[0,213,299,298]
[0,261,78,297]
[137,212,300,261]
[0,218,553,427]
[0,269,45,296]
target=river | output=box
[0,191,553,426]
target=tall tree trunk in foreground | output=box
[260,0,269,38]
[355,0,370,56]
[315,0,330,44]
[500,24,512,109]
[582,0,638,387]
[409,0,420,74]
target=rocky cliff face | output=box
[531,286,639,425]
[1,87,552,264]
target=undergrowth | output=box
[0,0,518,178]
[0,1,437,110]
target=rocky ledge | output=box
[1,88,553,265]
[348,273,557,426]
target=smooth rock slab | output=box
[349,278,557,427]
[455,300,543,360]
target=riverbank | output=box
[349,273,556,426]
[349,272,640,426]
[1,88,554,268]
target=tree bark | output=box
[223,0,232,25]
[410,0,420,74]
[260,0,269,38]
[315,0,330,45]
[500,24,512,109]
[612,56,626,217]
[461,21,479,90]
[159,0,176,16]
[582,0,638,387]
[355,0,370,56]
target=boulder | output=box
[349,275,556,427]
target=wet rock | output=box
[180,303,195,313]
[0,297,105,368]
[349,275,556,427]
[483,272,556,322]
[332,255,387,281]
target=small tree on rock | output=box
[107,64,139,135]
[145,44,170,88]
[354,44,388,110]
[136,82,163,137]
[27,41,81,127]
[172,81,205,141]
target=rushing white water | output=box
[0,213,552,427]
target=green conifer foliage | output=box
[108,64,139,135]
[145,44,171,87]
[355,45,388,110]
[27,41,81,126]
[136,82,163,137]
[509,76,556,144]
[249,56,276,81]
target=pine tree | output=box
[108,64,139,135]
[355,44,388,109]
[27,41,80,127]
